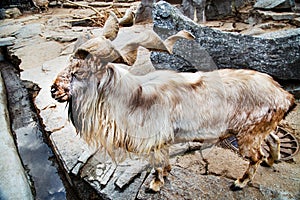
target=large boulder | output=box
[151,1,300,81]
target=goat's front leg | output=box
[149,146,171,192]
[149,167,165,192]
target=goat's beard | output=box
[68,68,132,162]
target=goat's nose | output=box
[50,85,57,93]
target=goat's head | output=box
[50,10,194,103]
[50,34,125,102]
[51,58,84,102]
[51,11,120,103]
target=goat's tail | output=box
[284,93,296,119]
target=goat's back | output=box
[173,69,294,142]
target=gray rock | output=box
[13,23,42,39]
[257,28,300,39]
[152,1,300,81]
[150,27,217,72]
[2,7,22,19]
[0,8,5,19]
[181,0,206,22]
[180,0,246,21]
[205,0,245,20]
[115,160,149,189]
[135,0,155,24]
[0,37,15,47]
[0,23,22,38]
[254,0,295,10]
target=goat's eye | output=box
[71,72,77,78]
[71,70,86,81]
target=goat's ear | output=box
[102,11,119,41]
[96,64,115,88]
[105,63,115,71]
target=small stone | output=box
[95,168,104,176]
[0,37,15,47]
[100,164,116,186]
[97,163,106,169]
[72,162,83,175]
[78,150,95,164]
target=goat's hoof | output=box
[260,160,272,167]
[149,179,163,192]
[230,183,243,191]
[145,187,158,194]
[230,180,244,191]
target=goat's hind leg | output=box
[262,131,281,167]
[231,135,265,191]
[231,158,262,191]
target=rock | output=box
[295,1,300,12]
[10,40,63,70]
[179,0,246,21]
[291,17,300,26]
[0,23,22,38]
[135,0,155,24]
[152,1,300,81]
[255,10,300,21]
[240,26,266,35]
[115,160,149,189]
[205,0,246,20]
[0,37,15,47]
[254,0,295,10]
[0,8,5,19]
[44,31,79,42]
[257,28,300,39]
[181,0,206,22]
[13,23,42,39]
[81,155,149,200]
[3,7,22,19]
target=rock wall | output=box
[151,1,300,81]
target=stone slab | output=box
[0,37,15,47]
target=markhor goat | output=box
[53,61,294,192]
[51,13,295,192]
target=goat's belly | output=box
[173,128,228,144]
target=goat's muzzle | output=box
[50,82,70,103]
